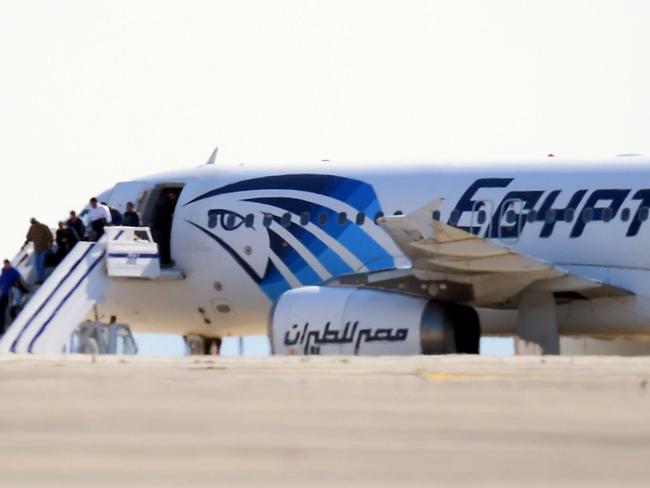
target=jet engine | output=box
[270,286,480,355]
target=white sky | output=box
[2,0,650,257]
[0,0,647,250]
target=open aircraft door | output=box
[108,181,149,214]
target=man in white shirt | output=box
[88,197,112,240]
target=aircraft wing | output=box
[328,200,630,307]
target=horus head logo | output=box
[185,174,394,300]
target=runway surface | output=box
[0,355,649,487]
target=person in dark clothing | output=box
[152,191,178,267]
[24,218,54,284]
[0,260,22,334]
[55,221,79,263]
[123,202,141,227]
[67,211,86,241]
[107,205,124,226]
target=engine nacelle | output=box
[270,286,480,356]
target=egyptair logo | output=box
[184,174,395,300]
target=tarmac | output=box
[0,355,649,487]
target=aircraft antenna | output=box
[206,147,219,165]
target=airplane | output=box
[3,150,650,356]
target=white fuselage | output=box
[95,159,650,339]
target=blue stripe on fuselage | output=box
[184,174,377,213]
[246,196,393,271]
[267,226,322,285]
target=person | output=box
[0,260,22,334]
[67,210,86,241]
[24,218,54,284]
[107,204,124,226]
[106,315,119,354]
[88,197,112,240]
[55,221,79,263]
[123,202,141,227]
[151,191,177,266]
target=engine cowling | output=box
[270,286,480,356]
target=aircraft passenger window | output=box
[318,212,329,226]
[526,210,537,223]
[262,214,273,227]
[356,212,366,225]
[374,211,384,223]
[564,208,575,223]
[432,210,441,221]
[337,212,347,225]
[208,212,218,229]
[582,208,594,223]
[300,211,310,226]
[225,213,236,229]
[505,210,517,224]
[639,207,650,222]
[602,207,614,223]
[477,210,487,225]
[621,208,631,222]
[281,212,292,228]
[545,209,556,224]
[245,214,255,228]
[394,210,403,215]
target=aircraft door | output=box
[141,184,185,268]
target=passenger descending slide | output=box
[0,226,170,354]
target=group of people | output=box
[22,198,142,285]
[0,192,182,335]
[86,198,141,241]
[0,198,143,336]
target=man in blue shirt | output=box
[0,260,22,334]
[108,204,123,227]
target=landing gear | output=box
[204,337,222,355]
[516,290,559,355]
[184,334,222,355]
